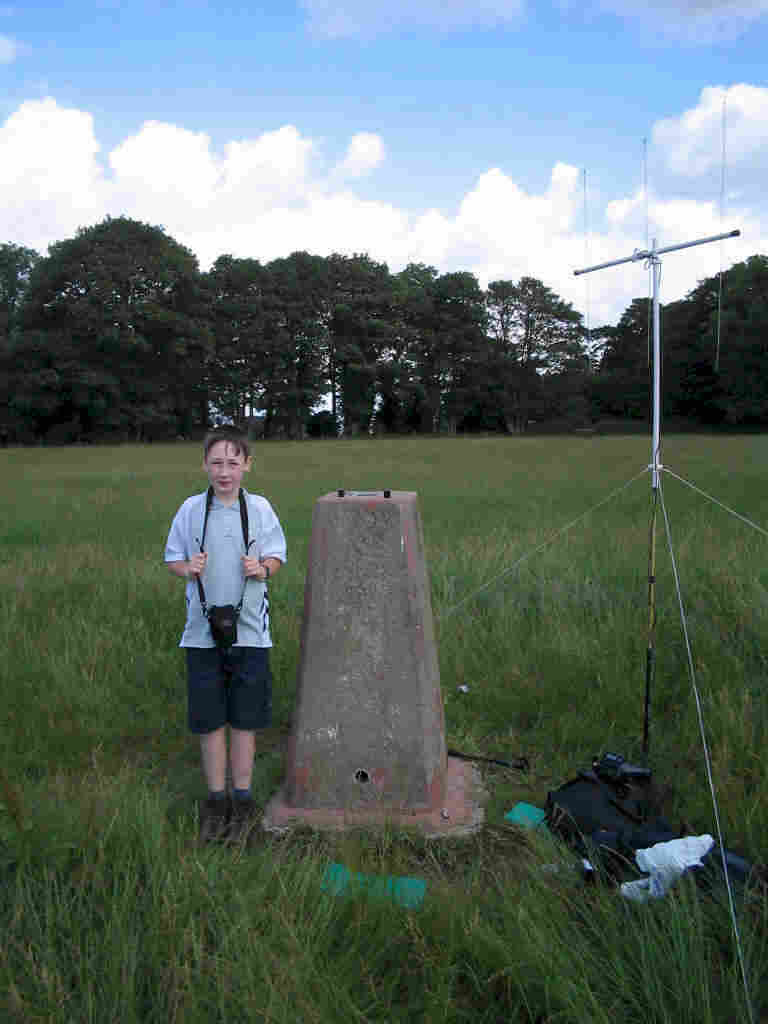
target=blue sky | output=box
[1,0,766,323]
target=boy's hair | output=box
[203,427,250,461]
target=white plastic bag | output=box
[621,834,714,902]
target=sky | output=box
[1,0,766,326]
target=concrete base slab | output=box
[262,756,485,838]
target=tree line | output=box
[1,215,766,443]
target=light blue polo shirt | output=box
[164,489,287,648]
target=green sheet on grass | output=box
[505,802,547,829]
[321,863,426,909]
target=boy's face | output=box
[204,441,252,502]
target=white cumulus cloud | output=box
[0,98,105,250]
[105,120,318,263]
[110,121,220,209]
[334,133,385,179]
[601,190,760,322]
[221,126,314,194]
[0,92,765,327]
[653,83,768,176]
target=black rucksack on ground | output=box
[546,753,678,877]
[545,752,756,888]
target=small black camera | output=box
[208,604,238,649]
[593,752,651,783]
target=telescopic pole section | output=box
[651,246,661,488]
[644,489,658,757]
[644,244,661,757]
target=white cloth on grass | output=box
[621,834,714,902]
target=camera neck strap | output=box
[196,487,252,618]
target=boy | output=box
[165,428,287,842]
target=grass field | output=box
[0,434,766,1022]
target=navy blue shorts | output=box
[185,647,272,734]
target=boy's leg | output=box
[186,647,230,836]
[200,726,228,792]
[226,649,270,841]
[198,726,229,843]
[230,727,256,790]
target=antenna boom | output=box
[574,229,740,277]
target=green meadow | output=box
[1,434,766,1022]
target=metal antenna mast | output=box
[574,229,740,755]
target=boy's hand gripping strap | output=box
[195,487,252,619]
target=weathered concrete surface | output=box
[264,752,485,836]
[262,490,484,834]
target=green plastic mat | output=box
[321,863,426,909]
[504,802,547,829]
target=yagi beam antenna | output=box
[574,229,740,488]
[574,229,739,277]
[573,228,740,760]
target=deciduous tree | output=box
[15,216,207,440]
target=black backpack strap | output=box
[196,488,252,619]
[236,488,252,611]
[239,488,251,551]
[199,486,215,552]
[196,487,215,617]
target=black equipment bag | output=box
[547,755,756,888]
[546,753,678,876]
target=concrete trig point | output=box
[263,489,484,835]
